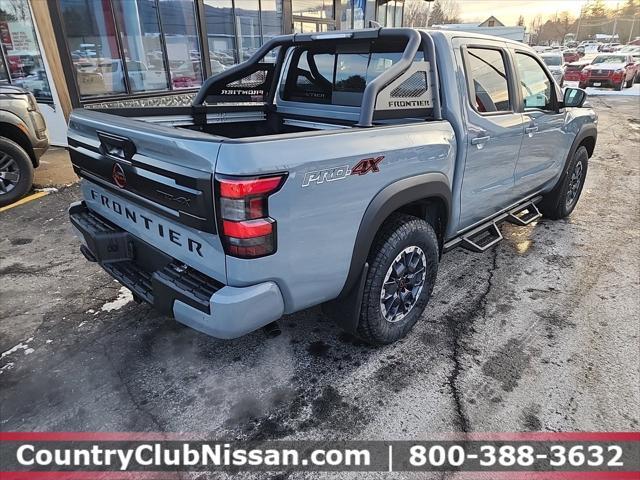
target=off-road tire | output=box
[539,146,589,220]
[0,137,34,208]
[356,213,439,346]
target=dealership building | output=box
[1,0,407,145]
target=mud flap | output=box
[322,262,369,334]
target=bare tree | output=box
[404,0,459,27]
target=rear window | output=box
[464,47,511,113]
[542,56,562,66]
[282,44,424,107]
[592,55,626,64]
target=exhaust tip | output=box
[263,321,281,338]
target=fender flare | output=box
[323,173,451,333]
[558,124,597,183]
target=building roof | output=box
[479,16,505,27]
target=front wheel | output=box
[356,213,439,346]
[616,81,624,91]
[0,137,34,208]
[625,77,633,88]
[539,146,589,220]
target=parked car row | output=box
[536,43,640,91]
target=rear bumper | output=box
[69,201,284,339]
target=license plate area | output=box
[593,82,601,86]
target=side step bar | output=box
[443,195,543,253]
[461,222,503,253]
[506,201,541,226]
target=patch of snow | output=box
[24,348,34,355]
[46,339,53,344]
[78,321,86,327]
[100,287,134,312]
[35,187,59,193]
[0,363,15,374]
[1,337,33,359]
[86,309,95,314]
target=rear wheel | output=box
[0,137,34,208]
[356,213,439,346]
[539,146,589,220]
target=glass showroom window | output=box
[0,0,53,102]
[158,0,203,89]
[60,0,127,97]
[292,0,334,32]
[376,0,403,27]
[205,0,284,67]
[235,0,261,62]
[261,0,283,44]
[337,0,365,29]
[112,0,170,93]
[204,0,238,72]
[60,0,202,99]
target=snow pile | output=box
[100,287,134,312]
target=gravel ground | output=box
[1,97,638,479]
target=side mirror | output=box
[563,87,587,108]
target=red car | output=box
[579,54,637,90]
[564,60,591,81]
[563,50,582,63]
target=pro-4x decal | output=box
[302,156,385,187]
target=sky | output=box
[454,0,627,25]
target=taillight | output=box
[216,174,285,258]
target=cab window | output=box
[465,47,511,113]
[515,53,554,110]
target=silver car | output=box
[0,85,49,207]
[541,53,566,86]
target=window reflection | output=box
[158,0,202,89]
[261,0,283,44]
[58,0,285,99]
[376,0,404,27]
[234,0,261,62]
[112,0,169,92]
[60,0,126,97]
[292,0,334,19]
[204,0,237,73]
[0,0,53,102]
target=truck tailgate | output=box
[68,109,227,283]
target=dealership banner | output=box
[0,432,638,477]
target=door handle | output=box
[471,135,491,146]
[525,125,539,135]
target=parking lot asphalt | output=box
[1,97,639,478]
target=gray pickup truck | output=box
[68,28,597,345]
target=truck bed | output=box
[88,104,353,140]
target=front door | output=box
[457,43,525,229]
[513,51,568,196]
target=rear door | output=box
[456,40,525,229]
[512,50,568,197]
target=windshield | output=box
[592,55,626,64]
[542,56,562,66]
